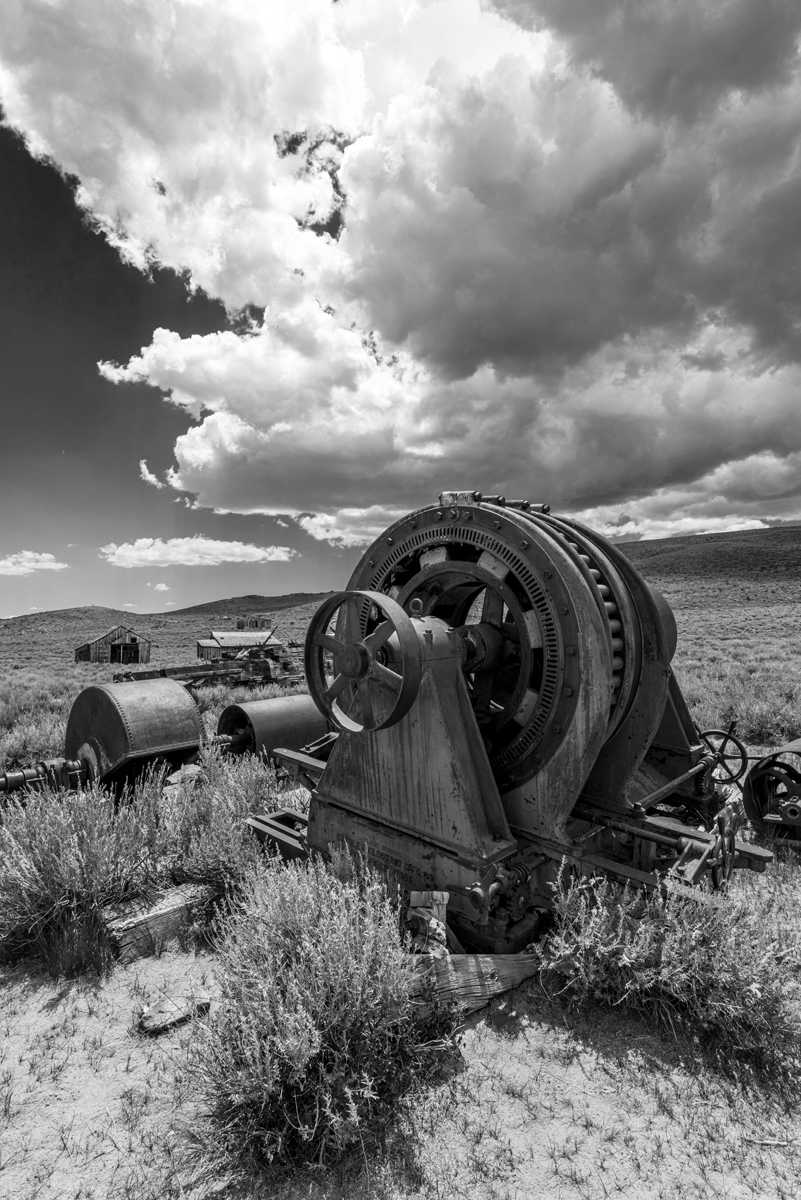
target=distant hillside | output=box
[0,605,133,634]
[619,523,801,580]
[3,523,800,668]
[167,592,336,618]
[0,594,334,630]
[0,595,334,671]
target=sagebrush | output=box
[0,772,165,973]
[0,752,292,973]
[534,868,801,1091]
[186,857,452,1172]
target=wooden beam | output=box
[138,994,211,1036]
[102,883,219,964]
[410,952,540,1017]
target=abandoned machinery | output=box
[0,491,780,952]
[743,740,801,842]
[260,490,770,951]
[0,678,327,796]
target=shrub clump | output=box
[0,772,165,974]
[159,747,298,890]
[533,868,801,1090]
[187,858,449,1172]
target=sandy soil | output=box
[2,949,800,1200]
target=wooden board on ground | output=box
[411,952,541,1016]
[102,883,219,963]
[138,993,211,1035]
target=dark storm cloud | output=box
[492,0,801,121]
[3,0,801,547]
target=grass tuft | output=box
[186,857,451,1174]
[0,771,166,974]
[0,751,297,973]
[159,747,298,890]
[533,867,801,1092]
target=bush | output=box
[0,749,304,973]
[0,771,166,974]
[186,857,450,1172]
[160,748,299,890]
[533,868,801,1091]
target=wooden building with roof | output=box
[74,625,152,665]
[235,613,273,630]
[196,629,282,662]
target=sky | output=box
[1,0,801,618]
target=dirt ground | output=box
[2,947,800,1200]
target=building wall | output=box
[197,642,222,661]
[74,626,151,664]
[236,614,272,630]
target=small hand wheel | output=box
[305,590,422,733]
[698,728,748,783]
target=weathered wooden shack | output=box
[235,613,273,630]
[74,625,152,665]
[196,630,281,662]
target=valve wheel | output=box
[305,590,423,733]
[698,728,749,783]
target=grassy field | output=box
[628,534,801,744]
[2,525,801,1197]
[0,596,325,767]
[3,524,801,766]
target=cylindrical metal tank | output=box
[64,678,204,783]
[217,694,328,759]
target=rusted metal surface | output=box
[217,694,328,760]
[744,742,801,836]
[64,678,204,783]
[272,490,772,953]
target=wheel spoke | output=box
[370,661,403,690]
[313,634,345,654]
[481,588,504,626]
[324,673,351,702]
[363,621,393,653]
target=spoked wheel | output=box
[305,590,422,733]
[743,757,801,835]
[698,727,749,783]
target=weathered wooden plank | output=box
[102,883,219,964]
[138,994,211,1036]
[410,952,540,1016]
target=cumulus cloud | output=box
[99,536,298,568]
[145,580,171,591]
[490,0,801,121]
[4,0,801,543]
[0,551,69,576]
[139,459,164,489]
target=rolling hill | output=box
[2,522,800,671]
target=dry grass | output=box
[0,753,296,975]
[3,536,801,1195]
[185,857,451,1177]
[532,868,801,1093]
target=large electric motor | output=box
[288,491,769,951]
